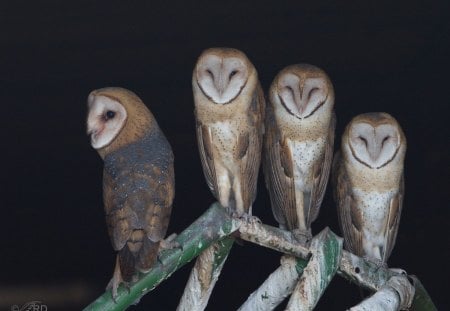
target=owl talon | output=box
[157,234,182,265]
[292,229,312,247]
[240,213,262,225]
[160,233,181,250]
[224,206,240,218]
[389,267,407,275]
[363,256,387,269]
[106,256,126,302]
[106,274,122,302]
[157,255,163,265]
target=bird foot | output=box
[389,267,408,275]
[106,256,130,302]
[292,229,312,247]
[106,277,120,302]
[160,233,180,250]
[224,206,240,218]
[157,234,182,265]
[280,254,297,266]
[239,213,262,225]
[363,256,388,269]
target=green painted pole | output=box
[84,203,237,311]
[286,228,343,311]
[410,275,437,311]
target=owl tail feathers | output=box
[118,246,137,283]
[136,238,160,273]
[107,240,158,300]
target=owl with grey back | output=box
[87,87,175,298]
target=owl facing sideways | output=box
[87,87,175,298]
[193,48,265,216]
[264,64,335,242]
[332,112,406,266]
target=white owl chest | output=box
[287,137,326,190]
[353,189,395,234]
[209,120,243,161]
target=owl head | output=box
[193,48,257,105]
[270,64,334,120]
[86,87,155,157]
[343,112,406,169]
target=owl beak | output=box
[87,125,99,137]
[296,84,308,116]
[298,101,306,115]
[87,129,97,145]
[296,97,309,117]
[368,141,381,162]
[215,72,226,97]
[87,121,104,138]
[87,127,103,145]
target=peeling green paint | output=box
[295,258,309,275]
[85,204,436,311]
[212,237,234,271]
[84,203,235,311]
[287,228,343,310]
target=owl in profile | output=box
[193,48,265,216]
[263,64,335,242]
[332,112,406,266]
[87,87,175,298]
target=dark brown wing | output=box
[332,151,363,255]
[239,84,265,211]
[263,99,297,229]
[103,171,137,253]
[196,117,218,199]
[384,174,404,261]
[103,130,175,278]
[307,113,336,227]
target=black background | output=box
[1,1,449,310]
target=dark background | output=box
[1,1,449,310]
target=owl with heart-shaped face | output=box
[193,48,265,216]
[332,112,406,266]
[264,64,336,242]
[87,87,175,298]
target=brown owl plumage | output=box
[332,112,406,265]
[193,48,265,216]
[263,64,335,241]
[87,87,175,298]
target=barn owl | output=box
[332,112,406,266]
[193,48,265,216]
[263,64,335,242]
[87,87,175,298]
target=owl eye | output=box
[358,136,368,146]
[229,70,238,80]
[308,87,319,99]
[381,136,390,146]
[283,85,295,97]
[105,110,116,120]
[206,69,213,77]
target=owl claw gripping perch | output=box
[87,87,175,300]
